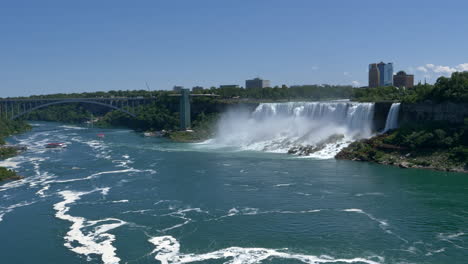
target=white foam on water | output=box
[111,200,129,203]
[274,183,295,187]
[0,157,56,193]
[149,235,383,264]
[101,187,110,196]
[425,248,445,256]
[79,139,113,160]
[30,123,44,127]
[121,209,153,214]
[54,188,126,264]
[36,184,50,197]
[59,125,88,130]
[295,192,312,196]
[342,209,388,227]
[50,168,143,184]
[436,232,466,249]
[437,232,465,240]
[159,208,210,232]
[355,193,385,197]
[216,207,322,220]
[0,200,36,222]
[0,159,22,169]
[342,209,407,243]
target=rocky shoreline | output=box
[336,135,467,173]
[288,134,345,156]
[0,146,27,182]
[0,119,31,183]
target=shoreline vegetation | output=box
[336,123,468,173]
[336,72,468,173]
[0,119,31,182]
[1,72,467,173]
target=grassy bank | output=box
[336,122,468,173]
[168,113,219,143]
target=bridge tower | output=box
[180,88,191,130]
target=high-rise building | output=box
[246,78,271,89]
[368,64,380,88]
[393,71,414,89]
[369,62,393,87]
[377,62,393,86]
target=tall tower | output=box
[377,62,394,86]
[369,63,380,88]
[179,89,191,130]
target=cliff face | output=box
[400,102,468,124]
[373,102,393,131]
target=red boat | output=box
[97,133,105,138]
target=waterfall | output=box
[208,101,376,159]
[383,103,401,132]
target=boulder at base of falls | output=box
[288,134,345,156]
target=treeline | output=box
[385,121,468,161]
[95,96,238,132]
[0,118,30,181]
[6,72,467,104]
[0,119,31,145]
[353,72,468,103]
[338,120,468,171]
[6,84,354,101]
[207,85,354,100]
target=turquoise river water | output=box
[0,122,466,264]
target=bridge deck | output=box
[0,97,152,102]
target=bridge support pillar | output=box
[180,89,191,130]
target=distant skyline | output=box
[1,0,468,97]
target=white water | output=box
[53,188,126,264]
[149,235,383,264]
[382,103,401,132]
[209,102,375,158]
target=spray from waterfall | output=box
[383,103,401,132]
[207,102,376,159]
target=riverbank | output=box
[0,167,23,181]
[0,119,31,182]
[167,113,219,143]
[336,124,468,173]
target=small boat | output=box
[46,143,67,149]
[97,133,105,138]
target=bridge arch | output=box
[11,100,136,120]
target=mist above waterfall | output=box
[208,102,376,159]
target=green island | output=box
[0,118,30,181]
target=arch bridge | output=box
[0,90,218,130]
[0,97,146,120]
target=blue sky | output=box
[1,0,467,97]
